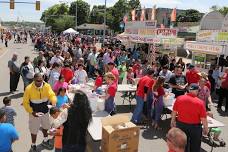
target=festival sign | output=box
[162,38,184,45]
[185,41,223,54]
[196,30,216,41]
[156,28,177,38]
[138,29,157,36]
[196,30,228,42]
[216,32,228,41]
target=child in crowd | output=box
[49,107,63,152]
[53,75,68,95]
[127,67,135,84]
[118,61,127,84]
[104,72,117,115]
[151,76,165,130]
[93,69,103,94]
[1,97,16,126]
[74,64,88,84]
[56,87,69,109]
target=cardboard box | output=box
[101,115,140,152]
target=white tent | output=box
[63,28,79,34]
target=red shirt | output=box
[60,68,74,83]
[157,87,165,97]
[221,73,228,89]
[111,67,119,85]
[205,80,211,90]
[133,63,140,74]
[173,93,207,124]
[95,76,102,87]
[186,69,200,84]
[145,78,155,91]
[107,82,117,97]
[136,75,152,98]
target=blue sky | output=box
[0,0,227,22]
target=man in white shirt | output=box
[87,47,97,77]
[159,65,173,82]
[49,50,64,65]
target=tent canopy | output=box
[63,28,79,34]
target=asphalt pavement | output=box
[0,39,227,152]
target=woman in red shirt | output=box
[151,76,166,130]
[104,72,117,115]
[93,69,103,94]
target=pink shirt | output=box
[111,67,119,85]
[53,81,68,93]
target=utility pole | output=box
[103,0,107,45]
[75,0,77,30]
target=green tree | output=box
[128,0,141,10]
[111,0,130,32]
[40,3,69,28]
[177,9,202,22]
[90,5,106,24]
[219,7,228,16]
[69,0,90,26]
[52,16,75,33]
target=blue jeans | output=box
[132,96,144,123]
[62,144,85,152]
[88,64,95,77]
[55,148,62,152]
[105,96,115,113]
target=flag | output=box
[123,14,128,23]
[131,9,136,21]
[171,8,177,22]
[140,8,145,21]
[151,5,156,20]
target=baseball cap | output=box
[0,109,5,120]
[188,64,195,69]
[189,83,199,91]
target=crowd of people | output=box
[1,31,228,152]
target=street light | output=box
[103,0,107,45]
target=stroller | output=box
[202,127,226,152]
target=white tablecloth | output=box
[87,111,109,141]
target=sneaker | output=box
[29,145,37,152]
[41,139,53,150]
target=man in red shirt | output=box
[218,67,228,112]
[108,62,119,85]
[144,72,155,119]
[186,64,200,85]
[171,83,208,152]
[131,68,154,124]
[166,127,187,152]
[60,62,74,84]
